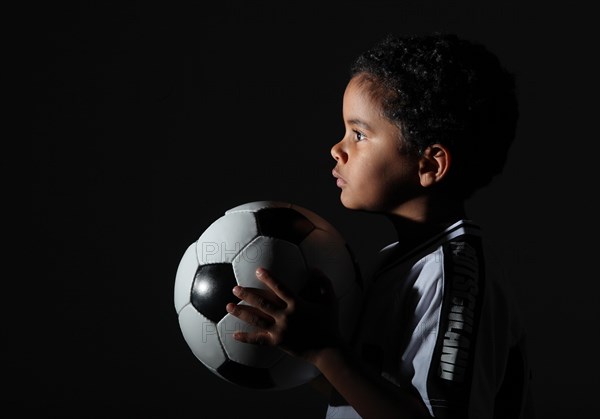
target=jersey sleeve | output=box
[424,237,486,418]
[396,247,447,417]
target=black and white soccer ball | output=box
[174,201,362,390]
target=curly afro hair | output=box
[350,33,518,200]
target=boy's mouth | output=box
[332,169,347,187]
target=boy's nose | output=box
[330,140,347,163]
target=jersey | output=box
[326,219,534,418]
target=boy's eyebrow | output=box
[347,118,372,131]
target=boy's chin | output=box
[339,195,358,210]
[340,197,374,213]
[340,198,393,215]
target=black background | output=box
[28,1,598,418]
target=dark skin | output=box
[226,76,465,418]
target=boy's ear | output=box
[418,144,451,188]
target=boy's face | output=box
[331,76,422,215]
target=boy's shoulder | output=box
[374,219,482,274]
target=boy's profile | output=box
[226,33,535,418]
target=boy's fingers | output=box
[226,303,275,331]
[255,268,295,305]
[232,331,273,346]
[233,285,286,316]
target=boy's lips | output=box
[332,169,347,187]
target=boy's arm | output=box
[230,268,430,418]
[314,347,432,419]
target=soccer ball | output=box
[174,201,362,390]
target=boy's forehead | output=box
[343,78,384,118]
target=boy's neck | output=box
[385,199,467,255]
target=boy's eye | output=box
[353,130,365,142]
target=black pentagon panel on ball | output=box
[191,263,240,323]
[217,360,276,389]
[255,207,315,245]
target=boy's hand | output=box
[225,267,341,364]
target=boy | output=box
[226,33,535,418]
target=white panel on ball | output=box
[195,211,258,265]
[218,308,285,368]
[178,304,226,370]
[174,242,198,314]
[232,236,309,294]
[226,200,291,214]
